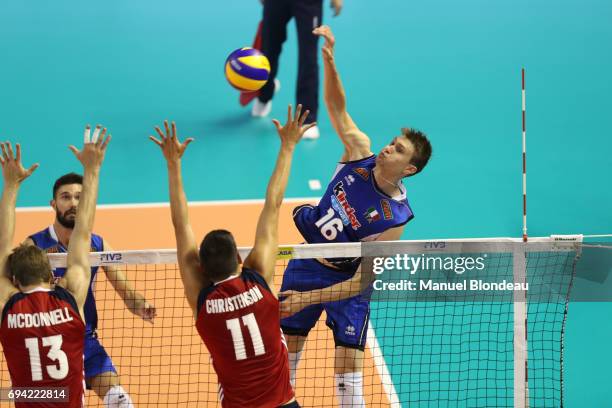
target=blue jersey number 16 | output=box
[315,208,343,240]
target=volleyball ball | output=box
[224,47,271,92]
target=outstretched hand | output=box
[69,125,111,171]
[149,120,194,164]
[0,142,39,186]
[278,290,312,319]
[134,299,157,324]
[313,25,335,63]
[330,0,343,17]
[272,104,316,148]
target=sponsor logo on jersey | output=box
[364,207,381,223]
[344,175,356,186]
[353,167,369,181]
[381,199,393,220]
[332,182,361,230]
[330,197,349,226]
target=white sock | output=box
[103,385,134,408]
[288,351,302,389]
[335,372,365,407]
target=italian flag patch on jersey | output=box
[364,207,381,223]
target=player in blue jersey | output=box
[23,126,157,408]
[278,26,432,407]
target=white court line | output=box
[16,197,320,212]
[368,323,401,407]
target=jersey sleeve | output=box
[1,292,25,324]
[52,286,81,318]
[196,284,216,319]
[241,268,273,294]
[92,234,104,252]
[28,228,48,247]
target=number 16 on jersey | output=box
[315,208,343,240]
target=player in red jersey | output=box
[150,105,315,408]
[0,129,110,408]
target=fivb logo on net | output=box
[100,252,123,263]
[372,242,487,275]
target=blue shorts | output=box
[84,331,117,383]
[280,258,370,350]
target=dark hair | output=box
[402,128,432,176]
[7,244,53,287]
[199,230,239,282]
[53,173,83,198]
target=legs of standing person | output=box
[292,0,323,124]
[334,347,366,407]
[325,295,369,407]
[89,372,133,408]
[85,332,134,407]
[281,258,368,406]
[285,334,308,389]
[259,0,292,104]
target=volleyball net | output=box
[1,236,610,407]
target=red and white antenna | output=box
[522,68,528,243]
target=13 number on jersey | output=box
[24,335,68,381]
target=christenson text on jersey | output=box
[205,286,264,314]
[373,279,529,292]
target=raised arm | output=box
[102,241,157,323]
[61,126,110,317]
[243,105,314,287]
[313,25,372,162]
[150,121,203,316]
[280,225,404,318]
[0,142,39,308]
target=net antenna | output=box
[515,67,530,408]
[522,68,528,243]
